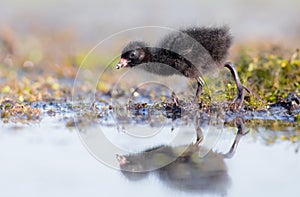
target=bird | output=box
[116,26,254,109]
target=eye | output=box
[129,51,137,59]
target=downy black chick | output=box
[116,26,253,109]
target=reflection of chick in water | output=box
[118,145,229,194]
[117,119,246,194]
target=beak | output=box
[116,154,129,166]
[116,58,130,69]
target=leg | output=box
[223,118,249,159]
[171,91,179,106]
[194,76,205,102]
[224,62,251,109]
[195,126,203,146]
[194,112,203,145]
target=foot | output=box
[230,86,246,110]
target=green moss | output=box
[230,48,300,107]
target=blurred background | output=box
[1,0,300,46]
[1,0,299,81]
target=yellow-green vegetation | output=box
[0,27,299,125]
[0,98,41,123]
[232,45,299,107]
[0,76,71,102]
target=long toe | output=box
[230,88,246,110]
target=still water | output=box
[0,114,299,197]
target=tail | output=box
[182,26,233,64]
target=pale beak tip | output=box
[116,58,128,69]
